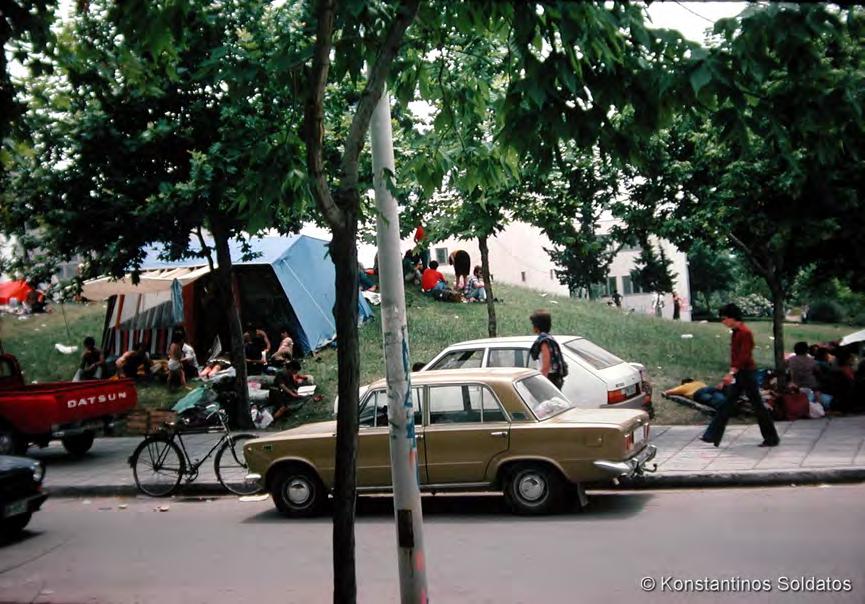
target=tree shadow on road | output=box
[241,491,654,525]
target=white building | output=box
[433,219,692,321]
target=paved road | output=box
[2,486,864,603]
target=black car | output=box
[0,455,47,539]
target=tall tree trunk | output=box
[210,222,252,429]
[478,235,496,337]
[329,209,360,603]
[769,282,787,386]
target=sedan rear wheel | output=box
[270,465,325,518]
[504,463,565,515]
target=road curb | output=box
[46,482,232,498]
[45,468,865,498]
[619,467,865,489]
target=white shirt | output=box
[181,343,198,369]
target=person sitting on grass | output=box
[74,336,105,381]
[244,329,267,375]
[167,332,186,389]
[270,327,295,365]
[465,265,487,302]
[402,250,423,286]
[181,341,199,381]
[358,262,378,292]
[270,360,314,420]
[115,342,151,380]
[420,260,447,295]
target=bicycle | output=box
[129,403,260,497]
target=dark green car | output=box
[0,455,47,540]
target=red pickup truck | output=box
[0,353,137,456]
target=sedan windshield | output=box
[515,375,576,420]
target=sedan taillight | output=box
[608,388,627,404]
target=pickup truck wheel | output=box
[62,431,95,457]
[270,465,325,518]
[0,425,26,456]
[503,463,565,515]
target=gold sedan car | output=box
[244,368,656,516]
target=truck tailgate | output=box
[0,379,138,434]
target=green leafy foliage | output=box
[3,0,309,282]
[806,299,845,324]
[515,148,620,298]
[618,4,865,375]
[1,1,57,145]
[630,240,674,296]
[687,240,736,313]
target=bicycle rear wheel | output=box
[131,436,185,497]
[215,433,260,496]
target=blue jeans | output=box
[693,387,726,410]
[468,286,487,301]
[703,369,779,445]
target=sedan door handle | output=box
[489,431,508,438]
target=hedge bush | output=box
[806,299,845,324]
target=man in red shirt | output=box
[701,303,780,447]
[421,260,447,293]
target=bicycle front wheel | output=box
[131,436,185,497]
[215,433,261,496]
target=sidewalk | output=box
[628,415,865,488]
[29,417,865,496]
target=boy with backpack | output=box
[529,309,568,389]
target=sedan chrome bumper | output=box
[593,444,658,477]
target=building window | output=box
[434,247,448,265]
[521,271,526,282]
[622,275,634,295]
[622,275,645,295]
[606,276,618,295]
[550,269,555,280]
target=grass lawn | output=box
[1,285,857,428]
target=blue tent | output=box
[106,234,373,356]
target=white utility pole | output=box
[370,86,429,603]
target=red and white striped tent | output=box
[82,266,209,358]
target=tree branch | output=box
[339,0,420,195]
[304,0,343,229]
[195,227,215,271]
[728,233,772,280]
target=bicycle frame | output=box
[155,404,235,477]
[173,429,229,475]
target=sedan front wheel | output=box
[270,465,325,518]
[503,463,565,515]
